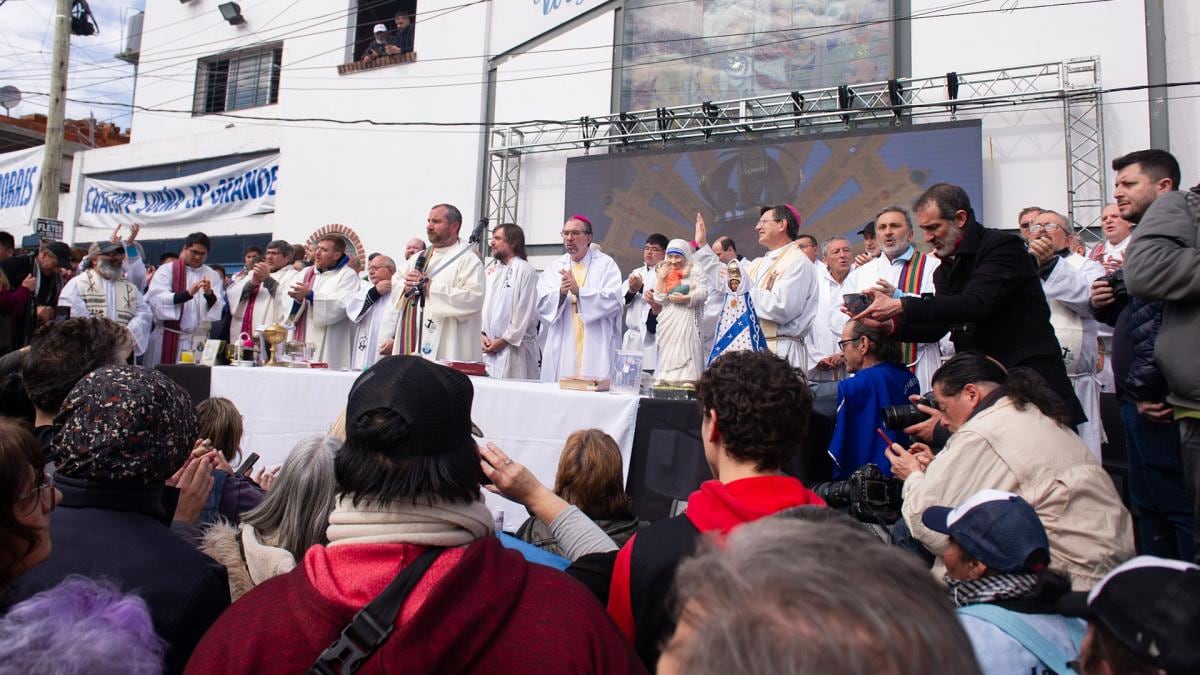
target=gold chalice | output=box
[262,323,288,366]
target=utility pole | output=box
[38,0,72,221]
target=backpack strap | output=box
[957,604,1081,675]
[309,546,444,675]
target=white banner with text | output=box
[0,145,43,232]
[78,153,279,229]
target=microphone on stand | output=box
[468,217,489,245]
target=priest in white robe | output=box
[833,207,942,392]
[482,224,539,379]
[387,203,485,362]
[620,233,667,372]
[807,236,854,383]
[226,239,298,344]
[145,233,225,367]
[693,206,818,369]
[1030,210,1107,460]
[284,234,360,369]
[346,255,398,370]
[536,215,623,381]
[58,241,152,357]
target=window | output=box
[350,0,416,62]
[193,44,282,115]
[619,0,895,111]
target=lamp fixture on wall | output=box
[218,2,246,25]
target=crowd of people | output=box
[0,145,1198,673]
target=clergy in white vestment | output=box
[284,234,361,369]
[58,240,152,357]
[692,206,818,369]
[387,204,485,362]
[346,255,398,370]
[619,233,667,371]
[226,239,299,344]
[833,207,942,392]
[481,224,540,379]
[1030,210,1107,460]
[1088,203,1134,392]
[144,233,225,367]
[807,236,854,383]
[536,215,623,382]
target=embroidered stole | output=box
[79,270,137,325]
[160,261,189,365]
[291,266,317,343]
[394,248,440,356]
[897,251,928,369]
[747,241,805,353]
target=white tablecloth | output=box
[209,367,641,529]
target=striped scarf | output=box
[897,251,928,369]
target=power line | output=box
[22,79,1199,130]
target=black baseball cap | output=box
[94,240,123,255]
[858,221,877,238]
[1077,556,1200,673]
[345,356,482,457]
[42,240,72,267]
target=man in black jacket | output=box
[0,240,71,352]
[855,183,1085,426]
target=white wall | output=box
[492,8,615,268]
[1165,0,1200,186]
[910,0,1150,229]
[67,0,491,259]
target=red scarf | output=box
[239,279,261,340]
[160,261,188,364]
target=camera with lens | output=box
[1098,269,1128,305]
[811,463,903,524]
[881,393,938,431]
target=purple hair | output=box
[0,576,166,674]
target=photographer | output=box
[827,320,919,479]
[888,352,1133,590]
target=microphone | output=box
[468,217,489,245]
[406,248,428,299]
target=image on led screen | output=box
[563,120,983,276]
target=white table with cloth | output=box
[208,366,641,529]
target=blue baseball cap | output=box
[921,489,1049,574]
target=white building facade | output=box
[59,0,1199,263]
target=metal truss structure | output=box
[486,58,1106,241]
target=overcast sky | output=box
[0,0,146,131]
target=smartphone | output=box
[843,293,870,315]
[52,305,71,322]
[235,452,260,477]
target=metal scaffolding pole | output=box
[484,58,1106,238]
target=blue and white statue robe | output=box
[707,285,768,365]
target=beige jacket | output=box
[902,396,1134,590]
[200,522,297,602]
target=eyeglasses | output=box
[757,217,782,226]
[1026,223,1062,233]
[19,471,55,506]
[798,242,816,249]
[561,230,589,238]
[837,337,864,349]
